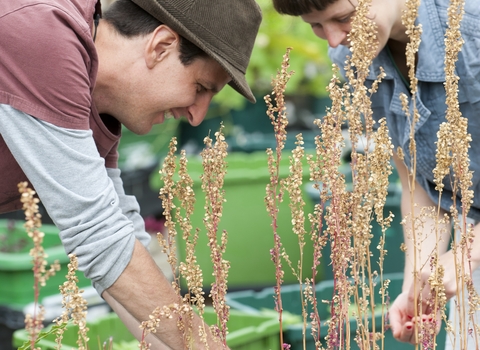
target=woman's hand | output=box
[389,290,441,344]
[389,249,472,344]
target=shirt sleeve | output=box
[106,167,152,247]
[0,104,150,294]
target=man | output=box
[271,0,480,348]
[0,0,261,348]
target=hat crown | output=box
[166,0,261,72]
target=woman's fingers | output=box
[389,291,411,339]
[396,314,441,345]
[406,272,433,316]
[395,319,416,343]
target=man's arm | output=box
[103,288,171,349]
[0,105,226,349]
[105,240,224,349]
[0,104,139,291]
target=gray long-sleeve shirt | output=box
[0,104,151,295]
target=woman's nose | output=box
[322,25,348,48]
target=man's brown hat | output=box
[132,0,262,103]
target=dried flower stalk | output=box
[153,138,206,348]
[399,2,426,343]
[265,47,294,348]
[265,0,394,348]
[53,254,89,350]
[18,182,60,349]
[150,126,231,349]
[201,126,230,346]
[326,0,391,347]
[432,0,479,348]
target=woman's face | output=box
[300,0,407,55]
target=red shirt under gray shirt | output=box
[0,0,151,294]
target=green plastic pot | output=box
[151,151,318,290]
[13,308,280,350]
[0,219,90,309]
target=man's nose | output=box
[188,94,213,127]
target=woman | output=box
[272,0,480,347]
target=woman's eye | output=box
[338,12,355,23]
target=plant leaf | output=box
[17,323,67,350]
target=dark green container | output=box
[226,273,447,350]
[304,164,404,279]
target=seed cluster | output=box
[53,254,89,350]
[264,47,295,347]
[145,127,231,349]
[434,0,479,346]
[18,182,60,349]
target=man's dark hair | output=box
[272,0,338,16]
[103,0,207,66]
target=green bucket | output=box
[151,151,318,290]
[13,308,280,350]
[0,219,90,309]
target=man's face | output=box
[116,52,231,135]
[300,0,405,56]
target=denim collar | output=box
[367,0,446,83]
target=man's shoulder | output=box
[0,0,99,132]
[1,0,96,28]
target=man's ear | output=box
[145,25,180,69]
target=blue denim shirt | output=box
[329,0,480,220]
